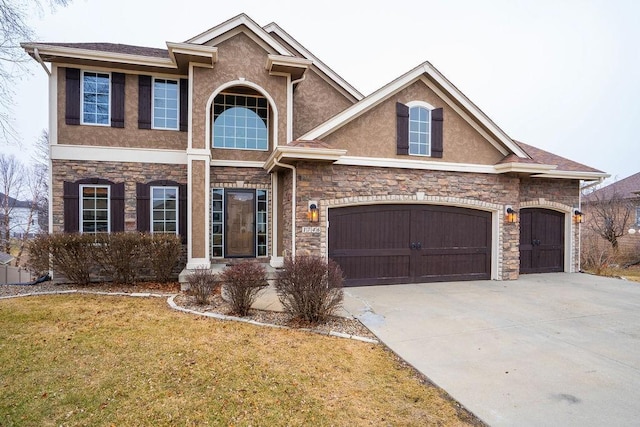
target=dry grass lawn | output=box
[0,295,480,426]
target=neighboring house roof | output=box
[0,193,31,209]
[0,252,14,265]
[584,172,640,202]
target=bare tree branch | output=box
[0,0,70,143]
[584,185,634,250]
[0,153,26,254]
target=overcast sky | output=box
[7,0,639,182]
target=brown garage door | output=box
[519,208,564,274]
[328,205,492,286]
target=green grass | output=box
[0,295,479,426]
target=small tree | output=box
[275,255,344,323]
[0,154,25,254]
[585,187,634,251]
[220,262,268,316]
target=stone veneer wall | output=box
[295,162,522,280]
[51,160,188,233]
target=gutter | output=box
[33,48,51,76]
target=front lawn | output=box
[0,295,480,426]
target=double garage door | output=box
[328,205,492,286]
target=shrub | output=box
[220,262,268,316]
[187,266,218,305]
[581,231,615,276]
[275,255,344,323]
[146,234,182,282]
[93,233,146,284]
[48,233,97,285]
[26,233,51,277]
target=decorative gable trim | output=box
[186,13,291,56]
[301,62,529,159]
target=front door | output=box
[519,208,565,273]
[225,190,255,257]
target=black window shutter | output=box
[179,78,188,132]
[111,72,125,128]
[63,181,79,232]
[111,182,125,232]
[396,102,409,155]
[136,183,150,232]
[431,108,444,158]
[179,183,187,243]
[138,75,152,129]
[65,68,81,126]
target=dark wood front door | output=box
[225,190,255,257]
[519,208,565,274]
[328,205,491,286]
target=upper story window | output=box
[409,105,431,156]
[81,71,110,126]
[80,185,110,233]
[212,92,269,150]
[151,186,178,234]
[153,78,179,130]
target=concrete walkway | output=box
[341,273,640,426]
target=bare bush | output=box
[581,231,615,276]
[220,262,268,316]
[275,255,344,323]
[146,233,182,282]
[25,233,50,276]
[187,267,218,305]
[48,233,96,285]
[92,233,145,284]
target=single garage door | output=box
[328,205,492,286]
[519,208,564,274]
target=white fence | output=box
[0,265,32,285]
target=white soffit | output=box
[185,13,291,56]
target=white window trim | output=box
[212,92,270,152]
[406,100,434,157]
[150,185,179,235]
[256,189,268,257]
[80,70,111,127]
[211,188,225,258]
[152,77,180,131]
[79,184,111,234]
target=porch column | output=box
[186,149,211,269]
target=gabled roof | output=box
[584,172,640,202]
[185,13,291,56]
[300,61,530,158]
[30,42,169,58]
[263,22,363,102]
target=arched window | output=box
[212,91,269,150]
[409,105,431,156]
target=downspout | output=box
[273,160,296,258]
[33,48,51,76]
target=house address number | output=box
[302,226,321,233]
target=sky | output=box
[5,0,639,183]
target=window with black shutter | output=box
[65,68,81,126]
[136,180,187,243]
[111,72,126,128]
[396,102,409,155]
[138,75,152,129]
[62,178,124,233]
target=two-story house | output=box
[22,13,607,286]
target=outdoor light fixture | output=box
[573,210,584,224]
[505,206,517,223]
[307,201,319,223]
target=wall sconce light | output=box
[505,206,517,223]
[573,210,584,224]
[307,201,319,223]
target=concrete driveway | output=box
[342,273,640,426]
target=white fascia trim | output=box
[167,42,218,65]
[287,74,293,142]
[185,13,291,56]
[51,145,187,164]
[336,156,497,174]
[494,162,557,174]
[186,148,211,157]
[267,54,312,70]
[22,43,176,69]
[49,65,58,145]
[210,160,264,168]
[531,170,611,180]
[263,22,363,101]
